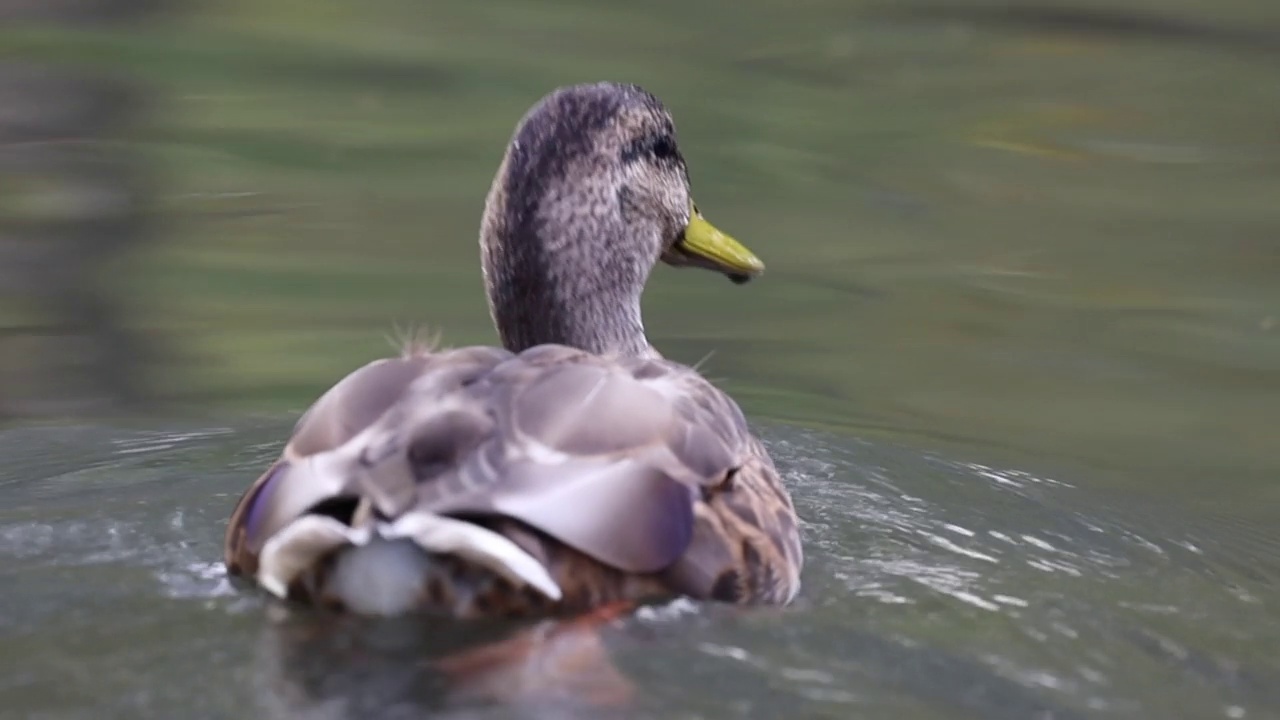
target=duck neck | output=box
[481,218,657,359]
[493,279,652,357]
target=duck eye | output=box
[651,136,677,160]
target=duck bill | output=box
[663,202,765,284]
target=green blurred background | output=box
[2,0,1278,508]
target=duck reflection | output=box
[252,602,637,719]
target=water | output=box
[2,424,1278,719]
[2,0,1280,717]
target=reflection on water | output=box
[2,423,1278,719]
[0,0,166,416]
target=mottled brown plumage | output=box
[223,82,803,617]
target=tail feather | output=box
[257,511,563,617]
[324,538,438,616]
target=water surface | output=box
[3,423,1278,719]
[2,0,1279,717]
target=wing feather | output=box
[224,343,802,611]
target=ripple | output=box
[3,421,1280,719]
[156,561,236,600]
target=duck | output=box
[222,81,804,618]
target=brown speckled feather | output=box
[223,344,802,616]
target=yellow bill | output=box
[664,202,765,284]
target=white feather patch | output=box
[257,515,364,599]
[325,539,436,616]
[256,511,562,611]
[383,512,563,601]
